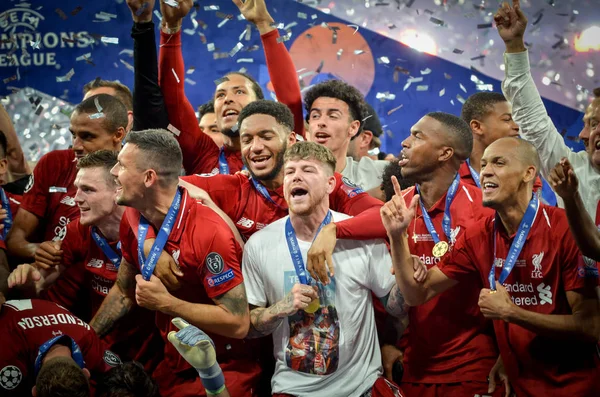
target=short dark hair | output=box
[594,87,600,98]
[284,141,336,175]
[381,161,413,202]
[74,94,129,134]
[96,362,159,397]
[460,92,507,125]
[223,72,264,100]
[77,150,119,186]
[361,103,383,138]
[35,356,90,397]
[304,79,368,134]
[198,100,215,119]
[426,112,473,161]
[124,129,183,186]
[0,129,7,158]
[237,100,294,133]
[83,79,133,111]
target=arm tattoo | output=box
[247,294,293,339]
[385,285,408,319]
[214,283,249,317]
[90,259,137,337]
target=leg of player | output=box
[167,317,231,397]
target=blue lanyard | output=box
[137,188,182,280]
[91,227,122,269]
[489,194,539,291]
[251,177,282,208]
[415,173,460,244]
[0,188,12,238]
[35,335,84,376]
[218,147,230,174]
[466,158,481,188]
[284,211,332,285]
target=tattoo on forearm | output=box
[215,283,249,317]
[247,305,285,339]
[90,259,137,337]
[386,285,408,318]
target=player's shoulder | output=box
[37,149,75,167]
[246,216,287,248]
[537,204,569,234]
[184,172,246,188]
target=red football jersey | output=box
[181,172,381,240]
[41,221,162,370]
[19,150,79,242]
[397,183,498,384]
[0,299,113,396]
[120,189,260,395]
[438,205,600,396]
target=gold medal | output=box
[432,241,449,258]
[304,298,320,314]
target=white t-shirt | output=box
[243,211,395,397]
[341,156,389,191]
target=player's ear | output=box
[82,368,91,380]
[326,174,336,194]
[32,386,37,396]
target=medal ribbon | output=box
[415,173,461,244]
[218,147,247,175]
[285,211,332,285]
[91,227,122,269]
[466,158,481,188]
[137,188,182,280]
[489,194,539,291]
[35,335,84,376]
[0,188,13,239]
[251,177,282,208]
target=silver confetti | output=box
[237,58,254,63]
[218,18,229,28]
[56,68,74,82]
[75,53,92,61]
[459,83,467,93]
[186,67,195,74]
[229,42,244,57]
[204,5,219,11]
[185,78,196,85]
[420,68,431,75]
[119,49,134,57]
[184,29,196,35]
[119,59,134,71]
[298,12,307,19]
[378,56,390,64]
[456,94,466,104]
[167,123,181,136]
[354,50,365,55]
[337,49,343,60]
[439,88,445,97]
[416,85,429,91]
[171,68,180,83]
[101,37,119,45]
[207,43,215,52]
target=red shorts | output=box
[273,377,404,397]
[153,359,261,397]
[401,381,505,397]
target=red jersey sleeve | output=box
[20,152,54,218]
[158,31,219,175]
[119,209,139,266]
[437,223,482,284]
[557,217,598,295]
[194,211,243,299]
[180,174,244,221]
[79,326,114,374]
[261,30,304,138]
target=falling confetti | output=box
[56,68,75,82]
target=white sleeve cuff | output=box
[504,50,531,75]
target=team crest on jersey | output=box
[52,226,68,242]
[578,255,599,278]
[450,226,460,244]
[531,252,544,279]
[206,252,224,274]
[0,365,22,390]
[103,351,122,367]
[24,175,34,193]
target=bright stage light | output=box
[574,26,600,52]
[399,29,438,55]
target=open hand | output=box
[167,317,217,369]
[7,263,41,289]
[232,0,274,28]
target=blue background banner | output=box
[0,0,585,156]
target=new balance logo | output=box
[537,283,552,305]
[60,196,76,207]
[87,258,104,269]
[236,217,254,228]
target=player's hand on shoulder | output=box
[7,263,41,289]
[34,240,63,270]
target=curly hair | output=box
[237,100,294,133]
[460,92,507,125]
[303,79,368,134]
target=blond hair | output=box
[284,141,336,175]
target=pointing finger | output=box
[391,175,402,197]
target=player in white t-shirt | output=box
[242,142,406,397]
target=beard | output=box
[244,142,287,182]
[221,123,240,138]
